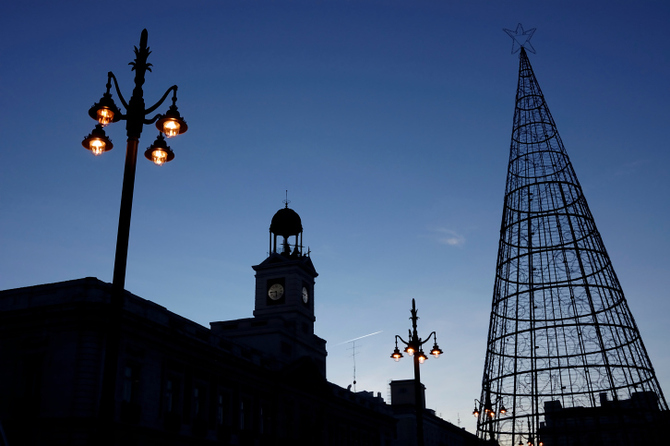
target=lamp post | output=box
[390,299,443,446]
[82,29,187,443]
[473,383,507,444]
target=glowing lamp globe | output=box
[82,125,113,155]
[145,134,174,166]
[156,105,188,138]
[88,92,120,127]
[96,107,116,126]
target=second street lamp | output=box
[473,382,507,444]
[82,29,187,444]
[390,299,443,446]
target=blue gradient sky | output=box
[2,0,669,434]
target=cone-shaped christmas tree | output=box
[477,31,668,446]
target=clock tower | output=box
[253,204,317,324]
[211,204,327,377]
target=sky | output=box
[2,0,670,435]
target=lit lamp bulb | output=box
[417,350,427,364]
[156,104,187,138]
[82,125,113,156]
[405,346,415,356]
[161,119,181,138]
[390,346,403,362]
[88,91,119,127]
[145,134,174,166]
[97,107,115,126]
[90,139,107,156]
[150,148,168,165]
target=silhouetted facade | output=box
[390,380,480,446]
[0,276,399,446]
[538,392,670,446]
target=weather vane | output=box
[503,23,536,54]
[283,189,291,208]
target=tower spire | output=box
[476,33,668,446]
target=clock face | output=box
[268,283,285,300]
[302,286,309,304]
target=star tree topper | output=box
[504,23,536,54]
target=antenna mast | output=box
[341,331,382,392]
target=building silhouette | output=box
[475,45,669,446]
[0,204,480,445]
[390,380,480,446]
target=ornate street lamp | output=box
[390,299,442,446]
[83,29,187,444]
[473,382,507,443]
[83,28,188,296]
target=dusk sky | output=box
[2,0,669,434]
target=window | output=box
[193,383,207,419]
[217,391,233,427]
[164,376,181,414]
[239,396,253,431]
[166,379,174,412]
[120,363,142,423]
[193,387,201,417]
[122,364,140,403]
[217,394,224,425]
[259,405,264,434]
[240,399,246,430]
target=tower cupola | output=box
[269,203,304,257]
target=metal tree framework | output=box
[476,43,668,445]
